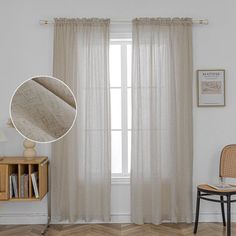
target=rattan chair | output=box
[194,144,236,236]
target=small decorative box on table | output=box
[0,156,48,201]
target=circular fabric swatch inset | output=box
[10,75,77,143]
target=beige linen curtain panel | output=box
[131,18,193,224]
[51,18,111,222]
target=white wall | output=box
[1,0,236,224]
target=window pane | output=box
[127,45,132,87]
[111,89,122,129]
[112,131,122,173]
[128,88,131,130]
[128,130,131,173]
[110,45,121,87]
[110,40,132,176]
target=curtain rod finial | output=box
[39,20,51,25]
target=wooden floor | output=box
[0,223,235,236]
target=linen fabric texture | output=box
[51,18,111,222]
[131,18,193,224]
[11,77,76,142]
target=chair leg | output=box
[227,194,231,236]
[220,195,226,226]
[194,190,201,234]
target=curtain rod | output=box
[39,19,209,25]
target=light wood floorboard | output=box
[0,223,236,236]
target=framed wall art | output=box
[197,69,225,107]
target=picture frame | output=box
[197,69,225,107]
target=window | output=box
[110,39,132,177]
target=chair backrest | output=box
[220,144,236,178]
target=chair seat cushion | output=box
[198,184,236,193]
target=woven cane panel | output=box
[220,145,236,178]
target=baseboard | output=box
[197,212,236,222]
[0,213,48,224]
[111,212,236,224]
[111,213,131,223]
[1,212,236,224]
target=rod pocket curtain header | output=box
[133,17,192,26]
[54,18,110,26]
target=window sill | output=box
[112,176,130,185]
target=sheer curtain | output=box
[51,18,111,222]
[131,18,193,224]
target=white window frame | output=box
[110,25,132,182]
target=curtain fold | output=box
[51,18,111,222]
[131,18,193,224]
